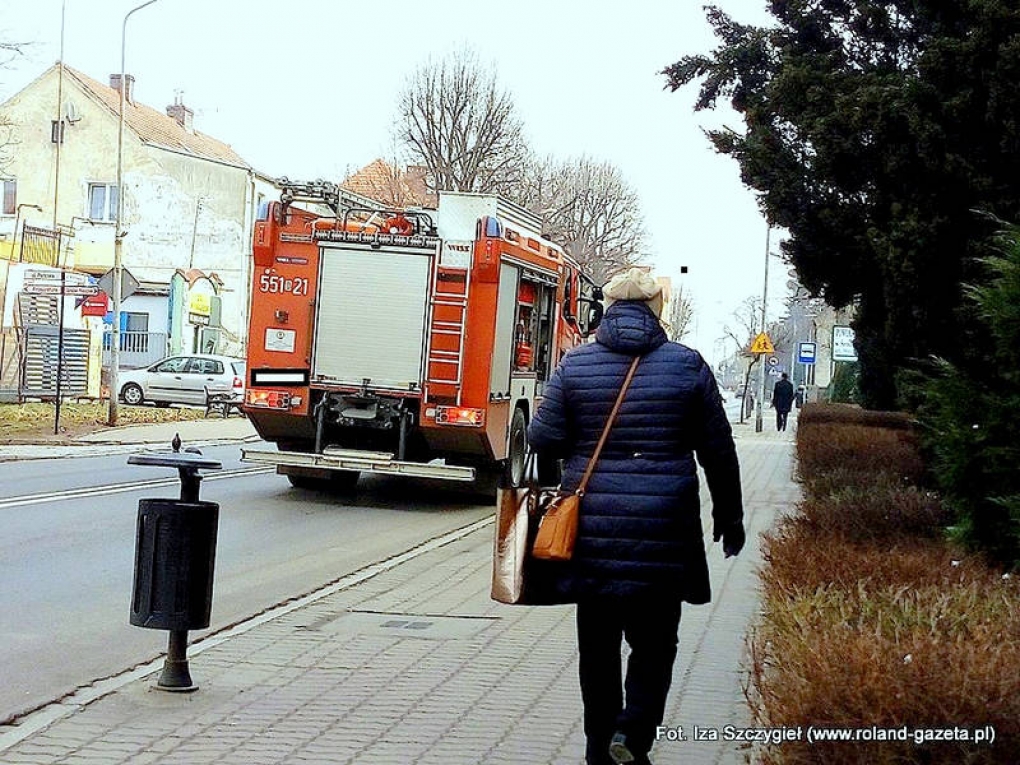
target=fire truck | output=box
[240,179,603,490]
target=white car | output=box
[119,354,246,407]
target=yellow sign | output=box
[188,292,211,316]
[750,332,775,355]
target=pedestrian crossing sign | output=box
[750,332,775,355]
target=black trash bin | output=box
[128,446,222,692]
[130,499,219,631]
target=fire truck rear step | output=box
[240,447,476,482]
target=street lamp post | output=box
[13,203,44,261]
[1,203,42,381]
[109,0,160,426]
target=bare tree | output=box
[722,296,762,423]
[0,38,29,170]
[396,50,529,197]
[666,282,695,342]
[516,155,648,284]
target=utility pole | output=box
[755,226,771,434]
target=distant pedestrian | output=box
[772,373,794,431]
[527,268,745,765]
[795,384,806,409]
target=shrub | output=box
[827,361,862,404]
[795,483,951,543]
[797,402,914,431]
[796,422,924,492]
[906,227,1020,565]
[749,568,1020,764]
[760,524,978,596]
[748,400,1020,763]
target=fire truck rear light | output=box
[424,407,437,418]
[290,396,302,407]
[436,406,485,426]
[245,389,292,410]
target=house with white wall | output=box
[0,63,276,380]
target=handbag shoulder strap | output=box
[575,354,641,497]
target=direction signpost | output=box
[21,268,100,433]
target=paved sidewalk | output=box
[0,426,797,765]
[0,416,259,461]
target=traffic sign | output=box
[98,267,140,302]
[797,342,817,365]
[767,356,780,367]
[832,326,858,361]
[750,332,775,355]
[22,282,100,296]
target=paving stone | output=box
[1,434,791,765]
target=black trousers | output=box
[576,596,683,764]
[776,409,790,431]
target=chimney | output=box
[109,73,136,105]
[166,97,194,133]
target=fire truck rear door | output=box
[312,242,432,390]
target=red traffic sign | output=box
[81,292,109,316]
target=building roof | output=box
[342,159,437,208]
[62,66,250,169]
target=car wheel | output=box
[121,383,144,406]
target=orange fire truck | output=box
[240,179,603,490]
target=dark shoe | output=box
[608,732,634,764]
[609,732,651,765]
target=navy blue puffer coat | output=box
[527,301,743,604]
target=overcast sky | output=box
[2,0,792,367]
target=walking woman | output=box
[527,268,745,765]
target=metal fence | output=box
[102,330,167,369]
[20,324,90,398]
[19,225,62,267]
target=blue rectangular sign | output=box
[797,342,817,365]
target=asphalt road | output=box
[0,447,492,724]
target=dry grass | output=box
[747,405,1020,763]
[0,401,205,441]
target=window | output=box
[124,312,148,333]
[152,357,189,374]
[188,358,223,375]
[2,179,15,215]
[51,120,65,144]
[88,183,119,222]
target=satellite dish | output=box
[63,100,81,124]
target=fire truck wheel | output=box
[329,470,360,492]
[286,470,360,491]
[287,475,326,490]
[507,407,528,487]
[536,453,561,486]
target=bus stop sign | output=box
[797,342,817,365]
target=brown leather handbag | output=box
[531,355,641,561]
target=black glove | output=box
[714,521,746,558]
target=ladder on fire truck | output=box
[425,261,470,403]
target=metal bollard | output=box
[128,434,222,692]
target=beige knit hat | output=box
[603,267,664,318]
